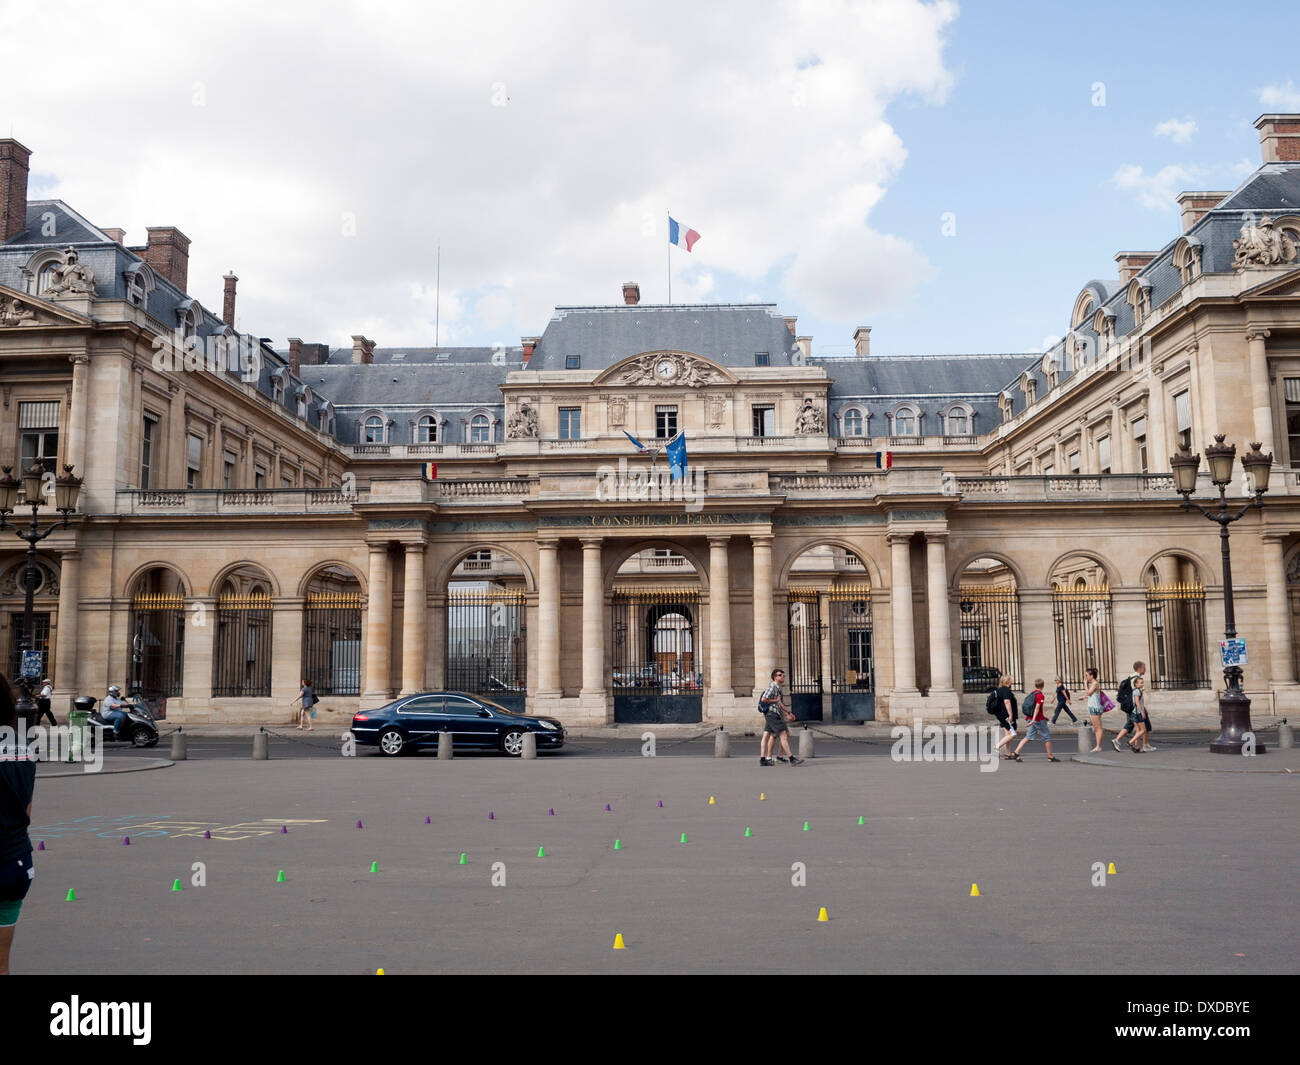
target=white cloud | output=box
[0,0,957,346]
[1110,163,1206,212]
[1154,117,1197,144]
[1259,82,1300,110]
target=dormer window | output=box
[1093,309,1116,350]
[1071,290,1096,329]
[271,370,287,403]
[123,263,156,308]
[754,352,770,367]
[892,405,919,436]
[176,299,202,342]
[296,387,311,419]
[319,405,334,434]
[1174,238,1203,286]
[945,405,971,435]
[363,415,386,444]
[1042,351,1060,390]
[566,354,581,370]
[1021,372,1037,405]
[1127,278,1152,328]
[843,408,864,436]
[416,414,438,443]
[470,414,490,443]
[998,391,1013,423]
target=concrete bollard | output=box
[798,728,814,759]
[521,732,537,759]
[170,731,187,761]
[1278,719,1294,749]
[437,731,453,759]
[252,732,268,760]
[1077,725,1093,753]
[714,730,730,758]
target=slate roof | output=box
[320,345,524,366]
[4,200,110,246]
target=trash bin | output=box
[68,708,91,763]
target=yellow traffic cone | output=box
[970,883,981,897]
[759,792,766,801]
[613,933,627,950]
[817,907,829,922]
[1107,862,1117,875]
[376,968,384,975]
[708,796,715,805]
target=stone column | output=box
[270,597,303,718]
[1109,405,1122,472]
[400,542,427,695]
[1262,534,1295,687]
[925,533,954,693]
[751,534,775,693]
[708,536,732,693]
[362,543,392,702]
[52,549,81,710]
[889,534,917,693]
[537,538,561,694]
[66,354,91,480]
[1248,328,1274,455]
[580,538,604,695]
[180,595,215,713]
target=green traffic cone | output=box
[369,860,379,873]
[744,826,752,838]
[537,846,546,858]
[803,821,811,831]
[613,839,622,850]
[459,853,467,865]
[276,870,286,882]
[857,815,865,826]
[171,879,182,892]
[680,833,688,844]
[65,888,76,901]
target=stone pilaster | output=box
[1247,328,1274,455]
[750,534,775,694]
[536,538,561,695]
[399,541,427,695]
[52,549,81,713]
[889,534,917,695]
[1262,534,1295,689]
[925,533,954,693]
[362,542,392,705]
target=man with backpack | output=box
[987,674,1019,760]
[1013,678,1060,762]
[1112,661,1147,753]
[757,668,803,767]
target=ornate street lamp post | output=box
[1169,437,1270,753]
[0,463,83,730]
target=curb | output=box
[1069,752,1297,774]
[35,758,175,778]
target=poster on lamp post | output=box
[1220,639,1248,667]
[20,650,42,678]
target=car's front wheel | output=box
[500,728,526,757]
[378,728,406,756]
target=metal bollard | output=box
[1278,718,1294,750]
[714,729,730,758]
[252,732,269,760]
[437,731,453,759]
[1077,725,1093,753]
[170,731,187,761]
[521,732,537,759]
[798,727,814,759]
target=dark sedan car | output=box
[350,691,565,757]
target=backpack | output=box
[1021,691,1039,718]
[1117,676,1133,711]
[985,688,1001,715]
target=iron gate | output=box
[1052,585,1115,688]
[957,585,1021,692]
[303,592,363,696]
[1146,583,1208,689]
[828,584,874,721]
[214,593,274,697]
[8,611,50,683]
[786,589,823,720]
[612,589,701,723]
[446,589,526,710]
[129,594,185,699]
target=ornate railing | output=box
[436,478,540,499]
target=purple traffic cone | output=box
[548,808,555,816]
[356,820,363,829]
[605,804,612,812]
[657,800,663,808]
[281,825,288,834]
[122,836,130,846]
[203,830,211,839]
[425,816,431,824]
[488,811,494,820]
[37,840,45,851]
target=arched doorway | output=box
[128,566,186,702]
[611,546,703,723]
[446,548,527,710]
[1143,554,1208,689]
[955,556,1021,692]
[1,555,59,685]
[302,565,364,696]
[1050,553,1114,687]
[786,544,874,721]
[213,564,274,697]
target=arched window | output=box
[843,408,864,436]
[295,387,311,420]
[416,415,438,443]
[470,414,490,443]
[946,406,970,435]
[271,369,287,404]
[363,416,385,444]
[1072,290,1096,329]
[893,405,918,436]
[318,402,334,435]
[176,299,202,342]
[1127,278,1151,328]
[1173,239,1202,286]
[123,263,156,308]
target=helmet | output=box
[107,685,122,696]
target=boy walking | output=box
[1112,661,1147,753]
[1014,678,1060,762]
[758,669,803,766]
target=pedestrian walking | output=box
[1051,676,1077,724]
[292,678,317,731]
[0,676,37,975]
[1112,661,1147,753]
[1014,679,1060,761]
[1084,667,1105,751]
[1135,675,1157,751]
[990,674,1019,760]
[34,678,56,728]
[757,669,802,766]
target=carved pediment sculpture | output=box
[617,352,726,387]
[505,400,539,439]
[1232,215,1297,270]
[0,295,38,326]
[794,396,826,434]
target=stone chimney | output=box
[351,335,376,365]
[222,272,238,327]
[0,139,31,243]
[1175,192,1229,233]
[521,337,540,365]
[795,336,812,361]
[784,316,797,336]
[1255,114,1300,163]
[1115,252,1156,284]
[853,326,872,357]
[101,227,126,245]
[144,226,191,292]
[287,338,329,376]
[622,282,640,305]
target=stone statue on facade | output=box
[1232,214,1297,269]
[44,247,98,297]
[794,396,826,434]
[506,400,539,439]
[0,296,37,326]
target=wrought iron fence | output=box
[828,584,874,694]
[957,584,1021,691]
[611,588,701,723]
[1145,582,1209,689]
[446,589,527,699]
[786,589,823,697]
[302,592,363,695]
[7,611,50,683]
[213,593,274,697]
[1052,585,1115,688]
[129,594,185,698]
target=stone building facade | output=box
[3,115,1300,727]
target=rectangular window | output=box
[558,407,581,440]
[223,450,237,490]
[754,352,770,367]
[18,401,60,479]
[141,413,158,489]
[1132,415,1148,473]
[1041,464,1055,477]
[254,466,267,490]
[752,405,775,437]
[281,475,294,490]
[186,433,203,490]
[1068,451,1080,474]
[655,405,677,439]
[1098,435,1111,474]
[565,354,581,370]
[1174,390,1192,450]
[1285,380,1300,465]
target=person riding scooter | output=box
[100,685,129,740]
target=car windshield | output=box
[468,695,524,716]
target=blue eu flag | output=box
[665,431,687,482]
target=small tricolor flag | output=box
[875,451,892,470]
[668,216,701,252]
[623,430,655,455]
[422,462,438,480]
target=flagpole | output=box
[667,209,671,305]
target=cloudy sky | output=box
[2,0,1297,356]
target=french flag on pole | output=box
[668,216,701,252]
